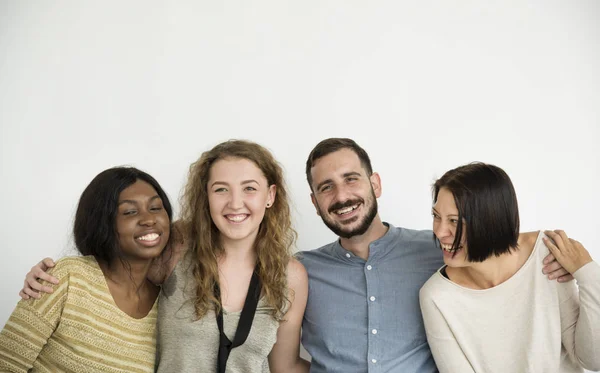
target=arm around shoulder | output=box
[268,258,310,373]
[147,222,188,285]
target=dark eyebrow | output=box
[315,178,333,192]
[431,207,459,217]
[343,171,362,178]
[315,172,363,191]
[118,195,160,206]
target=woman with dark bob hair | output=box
[0,167,172,373]
[419,162,600,373]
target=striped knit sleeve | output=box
[0,262,70,373]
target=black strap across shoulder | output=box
[214,266,262,373]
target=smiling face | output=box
[208,157,276,248]
[115,180,170,262]
[309,148,380,239]
[432,187,470,267]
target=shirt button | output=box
[366,265,372,270]
[370,296,376,302]
[371,329,377,334]
[346,253,351,258]
[371,359,377,364]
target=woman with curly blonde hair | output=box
[153,139,309,373]
[20,140,309,373]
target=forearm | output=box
[290,357,310,373]
[270,357,310,373]
[572,261,600,370]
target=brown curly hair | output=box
[179,140,296,320]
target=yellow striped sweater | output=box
[0,256,157,373]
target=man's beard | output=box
[318,190,378,239]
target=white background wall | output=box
[1,1,598,368]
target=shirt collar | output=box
[333,222,400,263]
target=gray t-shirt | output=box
[155,253,280,373]
[297,223,443,373]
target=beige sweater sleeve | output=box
[0,263,68,373]
[559,261,600,371]
[419,283,476,373]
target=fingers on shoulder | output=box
[41,257,56,269]
[19,290,31,300]
[31,266,51,281]
[543,232,561,252]
[548,229,571,244]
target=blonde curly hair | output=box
[179,140,296,320]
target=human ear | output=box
[370,172,382,198]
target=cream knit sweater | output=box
[420,232,600,373]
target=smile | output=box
[136,233,160,241]
[334,204,360,215]
[225,214,249,223]
[440,243,463,253]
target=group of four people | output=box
[1,137,598,372]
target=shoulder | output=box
[150,224,191,284]
[419,270,446,302]
[387,226,443,266]
[523,231,552,262]
[164,238,190,269]
[384,224,437,249]
[518,231,542,252]
[166,220,191,260]
[395,226,436,245]
[21,257,98,308]
[294,241,337,264]
[286,257,308,290]
[49,255,100,279]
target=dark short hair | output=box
[73,167,173,266]
[305,138,373,189]
[432,162,519,262]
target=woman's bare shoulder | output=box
[518,231,540,251]
[286,257,308,290]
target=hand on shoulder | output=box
[147,220,190,285]
[543,230,593,275]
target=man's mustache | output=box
[328,199,363,214]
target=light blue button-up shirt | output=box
[297,223,443,373]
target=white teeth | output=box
[441,243,462,253]
[137,233,159,241]
[335,204,359,215]
[227,215,247,222]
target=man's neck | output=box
[339,215,388,260]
